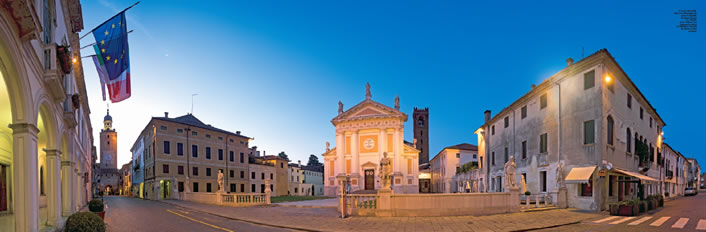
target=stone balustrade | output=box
[183,192,270,207]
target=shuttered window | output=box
[584,120,595,144]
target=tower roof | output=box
[104,109,112,121]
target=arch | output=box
[0,11,33,124]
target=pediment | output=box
[332,99,407,124]
[361,161,378,168]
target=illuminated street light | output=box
[604,74,612,83]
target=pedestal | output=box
[265,180,271,205]
[376,188,393,216]
[509,187,521,212]
[557,187,568,209]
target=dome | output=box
[104,109,112,121]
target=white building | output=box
[476,49,665,211]
[302,166,324,196]
[130,135,145,198]
[0,0,94,231]
[430,143,478,193]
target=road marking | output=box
[628,216,652,225]
[650,216,671,227]
[697,219,706,230]
[594,216,619,223]
[610,217,635,224]
[166,209,234,232]
[672,218,689,229]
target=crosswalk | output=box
[591,215,706,230]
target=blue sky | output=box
[81,0,706,168]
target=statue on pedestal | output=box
[556,161,566,189]
[217,170,225,193]
[379,152,392,189]
[504,156,517,190]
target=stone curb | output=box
[511,214,604,232]
[273,203,337,209]
[158,200,324,232]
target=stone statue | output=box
[217,170,225,192]
[504,156,517,189]
[556,161,565,189]
[394,95,400,110]
[326,141,330,152]
[379,152,392,189]
[413,138,417,148]
[338,101,343,114]
[365,82,372,100]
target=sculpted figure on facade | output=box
[366,82,372,100]
[394,95,400,110]
[326,141,330,152]
[338,101,344,114]
[504,156,517,189]
[217,170,225,192]
[379,152,392,189]
[556,160,566,189]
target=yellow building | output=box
[260,156,289,196]
[323,84,420,195]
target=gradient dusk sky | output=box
[80,0,706,168]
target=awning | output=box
[612,168,659,184]
[565,166,597,184]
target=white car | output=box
[685,187,697,196]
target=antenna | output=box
[191,94,198,114]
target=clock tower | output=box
[100,109,118,169]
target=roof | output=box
[444,143,478,151]
[261,155,288,161]
[331,98,407,125]
[301,165,324,172]
[104,109,112,121]
[153,114,250,139]
[480,49,666,129]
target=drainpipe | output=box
[556,82,562,165]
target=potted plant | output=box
[618,199,639,216]
[658,195,664,207]
[65,212,106,232]
[609,202,620,215]
[89,199,105,219]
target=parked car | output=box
[685,187,697,196]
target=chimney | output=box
[236,131,241,135]
[566,58,574,66]
[484,110,491,122]
[164,112,169,118]
[263,150,266,156]
[531,84,536,89]
[298,160,301,167]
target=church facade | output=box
[323,84,420,195]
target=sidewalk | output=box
[274,198,338,208]
[162,200,603,232]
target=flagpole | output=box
[78,1,141,40]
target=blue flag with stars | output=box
[92,12,131,102]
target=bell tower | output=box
[100,109,118,169]
[413,107,429,165]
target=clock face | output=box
[364,138,375,150]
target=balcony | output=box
[62,94,78,128]
[42,43,67,102]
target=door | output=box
[364,169,374,190]
[0,165,6,211]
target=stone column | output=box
[264,179,271,205]
[44,149,62,226]
[10,123,40,232]
[351,130,359,176]
[393,128,400,172]
[61,160,74,216]
[74,167,81,211]
[335,132,344,178]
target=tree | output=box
[307,154,322,167]
[278,151,289,161]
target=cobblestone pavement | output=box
[162,200,603,232]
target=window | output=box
[206,168,211,176]
[456,153,460,159]
[504,116,509,128]
[522,141,527,159]
[640,107,643,119]
[178,165,184,175]
[584,120,595,144]
[230,170,234,178]
[206,134,211,139]
[192,145,198,158]
[251,184,256,192]
[230,151,234,162]
[609,176,614,196]
[230,139,234,143]
[540,133,548,153]
[584,70,595,90]
[607,116,614,146]
[521,106,527,119]
[177,128,183,133]
[206,183,212,192]
[177,143,183,155]
[163,141,171,154]
[251,172,255,179]
[193,182,199,192]
[649,117,652,128]
[241,184,245,193]
[626,128,632,153]
[205,147,212,159]
[261,184,266,193]
[192,131,198,136]
[540,171,547,192]
[627,94,632,109]
[193,167,198,176]
[261,173,265,179]
[240,171,244,178]
[491,152,495,165]
[230,184,236,193]
[491,125,495,135]
[160,125,167,130]
[540,94,547,109]
[580,179,593,196]
[163,164,169,174]
[270,173,273,179]
[218,149,223,160]
[504,147,509,164]
[281,163,284,168]
[178,182,184,192]
[240,153,245,163]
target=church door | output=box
[364,169,375,190]
[0,165,6,211]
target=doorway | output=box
[161,180,170,200]
[364,169,374,190]
[0,165,6,211]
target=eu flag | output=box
[92,12,131,102]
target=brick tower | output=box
[100,109,118,169]
[413,107,429,165]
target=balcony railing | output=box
[42,43,66,102]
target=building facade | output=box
[323,84,420,195]
[130,135,145,198]
[476,49,665,211]
[430,143,478,193]
[302,165,324,196]
[118,163,131,196]
[0,0,94,230]
[413,107,429,166]
[135,113,251,200]
[247,162,276,195]
[687,159,701,190]
[662,143,685,198]
[259,156,289,196]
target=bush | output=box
[525,191,531,196]
[65,212,105,232]
[89,199,104,212]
